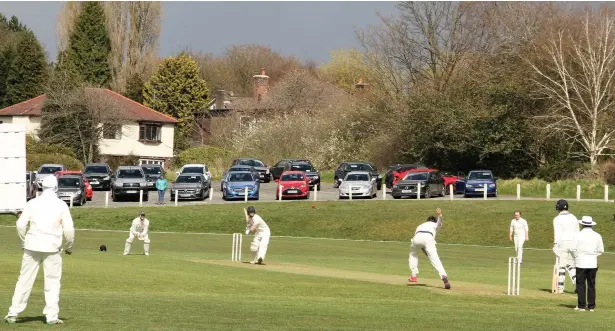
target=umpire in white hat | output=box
[571,216,604,311]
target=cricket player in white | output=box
[245,206,270,264]
[5,176,74,325]
[124,211,150,256]
[408,208,451,289]
[509,211,529,263]
[553,199,579,293]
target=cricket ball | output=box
[312,204,316,209]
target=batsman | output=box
[245,206,270,264]
[553,199,579,293]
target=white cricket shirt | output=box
[251,214,270,235]
[414,216,443,240]
[553,212,579,244]
[510,218,529,237]
[16,190,75,253]
[130,218,150,236]
[572,228,604,268]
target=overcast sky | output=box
[0,1,398,64]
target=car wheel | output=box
[143,192,149,202]
[423,188,430,199]
[112,192,117,202]
[333,179,339,188]
[393,195,400,199]
[440,185,446,197]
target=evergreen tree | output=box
[65,1,111,87]
[4,31,48,105]
[7,15,27,32]
[124,73,144,103]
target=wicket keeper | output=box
[245,206,270,264]
[124,211,150,256]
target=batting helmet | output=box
[556,199,568,211]
[246,206,256,214]
[99,245,107,252]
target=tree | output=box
[65,1,112,87]
[143,53,209,151]
[124,72,144,103]
[528,10,615,168]
[7,15,27,32]
[3,31,48,106]
[320,49,375,93]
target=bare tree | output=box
[529,10,615,167]
[104,1,129,93]
[56,2,82,52]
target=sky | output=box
[0,1,399,64]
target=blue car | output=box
[222,171,260,201]
[457,170,498,198]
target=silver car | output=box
[170,173,211,201]
[56,174,87,206]
[338,171,377,199]
[36,164,65,190]
[110,166,149,202]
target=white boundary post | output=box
[546,184,551,201]
[244,187,248,203]
[516,184,520,200]
[139,190,143,207]
[314,185,318,201]
[349,186,353,201]
[417,183,421,200]
[69,194,74,208]
[105,191,109,208]
[382,184,386,200]
[278,185,282,201]
[576,185,581,201]
[449,184,454,200]
[483,184,487,200]
[605,185,609,202]
[174,190,178,206]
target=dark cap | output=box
[140,211,146,216]
[247,206,256,214]
[556,199,568,211]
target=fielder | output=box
[553,199,579,293]
[245,206,270,264]
[408,207,451,289]
[5,176,74,325]
[124,211,150,256]
[509,211,529,263]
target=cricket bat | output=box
[551,257,559,293]
[243,208,250,234]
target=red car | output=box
[54,170,93,201]
[274,171,310,200]
[441,171,465,193]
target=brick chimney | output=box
[354,77,370,98]
[215,90,228,109]
[253,68,269,102]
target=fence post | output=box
[576,185,581,201]
[174,190,178,206]
[516,183,520,200]
[209,188,213,201]
[69,194,74,209]
[605,185,609,202]
[244,187,248,203]
[314,184,318,201]
[417,183,421,200]
[139,190,143,207]
[349,186,353,201]
[105,191,109,208]
[546,184,551,201]
[278,185,282,201]
[483,184,487,200]
[382,184,386,200]
[449,184,454,200]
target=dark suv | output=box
[391,168,446,199]
[83,163,112,191]
[333,162,382,190]
[285,161,321,190]
[269,159,313,180]
[231,158,271,182]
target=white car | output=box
[338,171,377,199]
[176,164,212,181]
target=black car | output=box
[333,162,382,190]
[141,164,165,191]
[269,159,313,180]
[83,163,112,191]
[384,164,426,188]
[285,161,321,191]
[231,158,271,182]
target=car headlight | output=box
[140,182,147,187]
[489,184,496,188]
[363,184,372,189]
[301,183,306,188]
[393,185,398,189]
[265,169,270,174]
[466,184,472,188]
[103,176,110,180]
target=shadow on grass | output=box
[406,284,427,287]
[558,304,577,309]
[16,316,70,324]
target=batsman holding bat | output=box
[124,211,150,256]
[245,206,270,264]
[552,199,579,294]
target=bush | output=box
[602,160,615,185]
[106,155,140,172]
[173,146,235,179]
[535,161,584,182]
[27,153,84,171]
[27,142,77,159]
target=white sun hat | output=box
[578,216,597,226]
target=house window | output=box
[102,123,121,140]
[139,159,164,168]
[139,124,161,142]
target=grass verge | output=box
[499,178,612,200]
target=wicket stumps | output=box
[507,257,521,295]
[232,233,243,262]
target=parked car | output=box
[110,166,149,202]
[441,171,465,194]
[56,174,87,206]
[170,173,210,201]
[220,165,259,191]
[25,171,37,201]
[334,162,382,190]
[285,161,321,191]
[36,164,65,190]
[338,171,378,199]
[391,168,446,199]
[384,164,426,188]
[83,163,112,191]
[232,158,271,182]
[269,159,313,180]
[176,164,212,182]
[54,170,93,201]
[141,164,165,191]
[222,171,260,201]
[458,170,498,198]
[275,171,310,200]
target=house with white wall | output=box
[0,88,178,168]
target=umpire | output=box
[572,216,604,311]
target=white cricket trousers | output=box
[251,230,270,260]
[7,249,62,323]
[409,233,447,277]
[513,236,525,263]
[554,241,577,293]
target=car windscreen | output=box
[281,173,305,181]
[84,166,109,173]
[290,164,313,172]
[345,174,370,181]
[176,175,201,183]
[141,166,162,175]
[182,167,204,174]
[228,173,254,182]
[58,177,81,187]
[468,172,493,180]
[230,167,251,172]
[237,159,264,167]
[39,166,62,174]
[118,169,143,178]
[403,172,428,181]
[345,164,373,172]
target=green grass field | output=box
[0,201,614,330]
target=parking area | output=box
[68,181,507,208]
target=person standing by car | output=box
[509,211,529,264]
[155,175,168,205]
[572,216,604,311]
